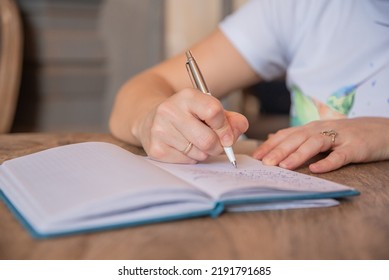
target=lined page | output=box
[148,154,355,200]
[1,142,203,222]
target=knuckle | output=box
[270,147,288,159]
[148,145,167,160]
[316,134,328,148]
[274,128,290,137]
[196,152,209,162]
[155,102,175,119]
[307,120,322,127]
[204,100,223,120]
[308,119,330,129]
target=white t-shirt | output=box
[219,0,389,126]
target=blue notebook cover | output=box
[0,188,359,239]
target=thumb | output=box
[225,111,249,141]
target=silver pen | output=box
[185,50,237,168]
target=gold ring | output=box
[182,142,193,154]
[320,129,337,144]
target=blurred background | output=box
[4,0,289,139]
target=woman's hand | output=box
[138,88,249,164]
[253,117,389,173]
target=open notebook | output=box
[0,142,359,238]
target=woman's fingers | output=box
[253,117,389,173]
[278,133,335,170]
[145,88,248,163]
[252,127,297,160]
[309,149,351,173]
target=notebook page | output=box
[148,154,355,200]
[226,198,339,212]
[0,142,205,223]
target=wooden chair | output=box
[0,0,23,133]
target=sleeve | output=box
[219,0,291,81]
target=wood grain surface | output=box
[1,133,389,260]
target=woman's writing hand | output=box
[253,117,389,173]
[138,88,249,163]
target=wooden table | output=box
[1,133,389,260]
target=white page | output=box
[0,142,209,225]
[226,199,339,212]
[148,154,355,200]
[45,200,213,235]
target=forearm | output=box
[109,70,175,146]
[109,29,260,149]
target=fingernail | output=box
[222,133,233,146]
[263,156,276,166]
[279,160,290,169]
[253,150,263,159]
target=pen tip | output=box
[232,161,237,168]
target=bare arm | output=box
[109,29,260,162]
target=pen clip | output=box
[185,62,197,89]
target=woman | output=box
[109,0,389,173]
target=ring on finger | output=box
[320,129,337,144]
[182,142,193,155]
